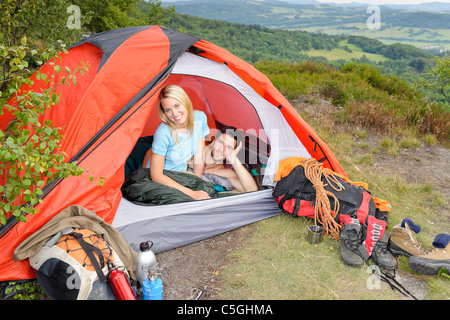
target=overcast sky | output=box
[316,0,450,4]
[159,0,450,4]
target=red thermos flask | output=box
[108,267,137,300]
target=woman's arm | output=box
[192,137,205,178]
[150,152,210,200]
[142,149,152,169]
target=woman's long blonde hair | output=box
[158,85,195,144]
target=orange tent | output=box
[0,26,346,282]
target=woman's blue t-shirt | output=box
[150,110,209,171]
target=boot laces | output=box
[403,230,422,248]
[344,229,361,251]
[377,238,389,254]
[424,247,447,255]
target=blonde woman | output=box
[142,85,210,200]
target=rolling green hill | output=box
[162,12,450,105]
[165,0,450,52]
[165,13,432,63]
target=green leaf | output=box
[438,267,450,279]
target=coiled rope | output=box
[300,158,343,240]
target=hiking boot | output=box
[408,242,450,275]
[340,220,364,268]
[389,221,425,257]
[371,232,397,270]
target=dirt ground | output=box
[157,99,449,301]
[157,230,248,300]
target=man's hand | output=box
[226,141,243,165]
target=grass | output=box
[304,48,390,62]
[220,215,400,300]
[423,133,437,145]
[298,24,450,51]
[218,106,450,300]
[399,136,422,149]
[380,137,399,156]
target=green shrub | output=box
[255,60,450,140]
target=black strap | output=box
[379,269,417,300]
[293,198,301,217]
[71,232,107,283]
[366,262,417,300]
[354,244,417,300]
[308,135,334,172]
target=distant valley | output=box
[164,0,450,52]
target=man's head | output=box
[211,126,240,162]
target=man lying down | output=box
[188,126,258,193]
[121,127,258,206]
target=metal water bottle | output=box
[136,241,157,285]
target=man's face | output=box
[211,134,236,161]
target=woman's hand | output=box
[187,189,211,200]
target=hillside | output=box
[165,0,450,52]
[165,13,434,63]
[162,13,449,106]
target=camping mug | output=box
[307,225,323,244]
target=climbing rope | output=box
[300,158,343,240]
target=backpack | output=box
[273,164,373,220]
[29,228,130,300]
[272,159,389,238]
